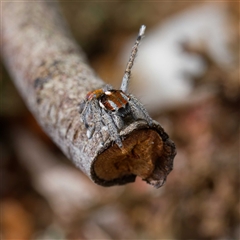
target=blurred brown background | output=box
[1,1,239,239]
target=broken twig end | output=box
[91,120,176,188]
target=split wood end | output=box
[91,121,176,188]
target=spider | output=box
[79,25,153,148]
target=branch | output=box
[11,127,99,222]
[2,2,176,188]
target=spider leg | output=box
[86,123,95,139]
[89,98,106,145]
[112,114,124,130]
[101,108,123,148]
[81,101,92,129]
[120,25,146,93]
[129,94,153,126]
[82,101,96,139]
[79,99,86,114]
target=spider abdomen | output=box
[100,90,129,114]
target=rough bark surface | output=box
[2,1,176,187]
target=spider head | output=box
[99,90,130,117]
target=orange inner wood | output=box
[93,129,164,181]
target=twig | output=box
[2,2,176,188]
[11,127,99,223]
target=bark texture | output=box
[2,1,176,187]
